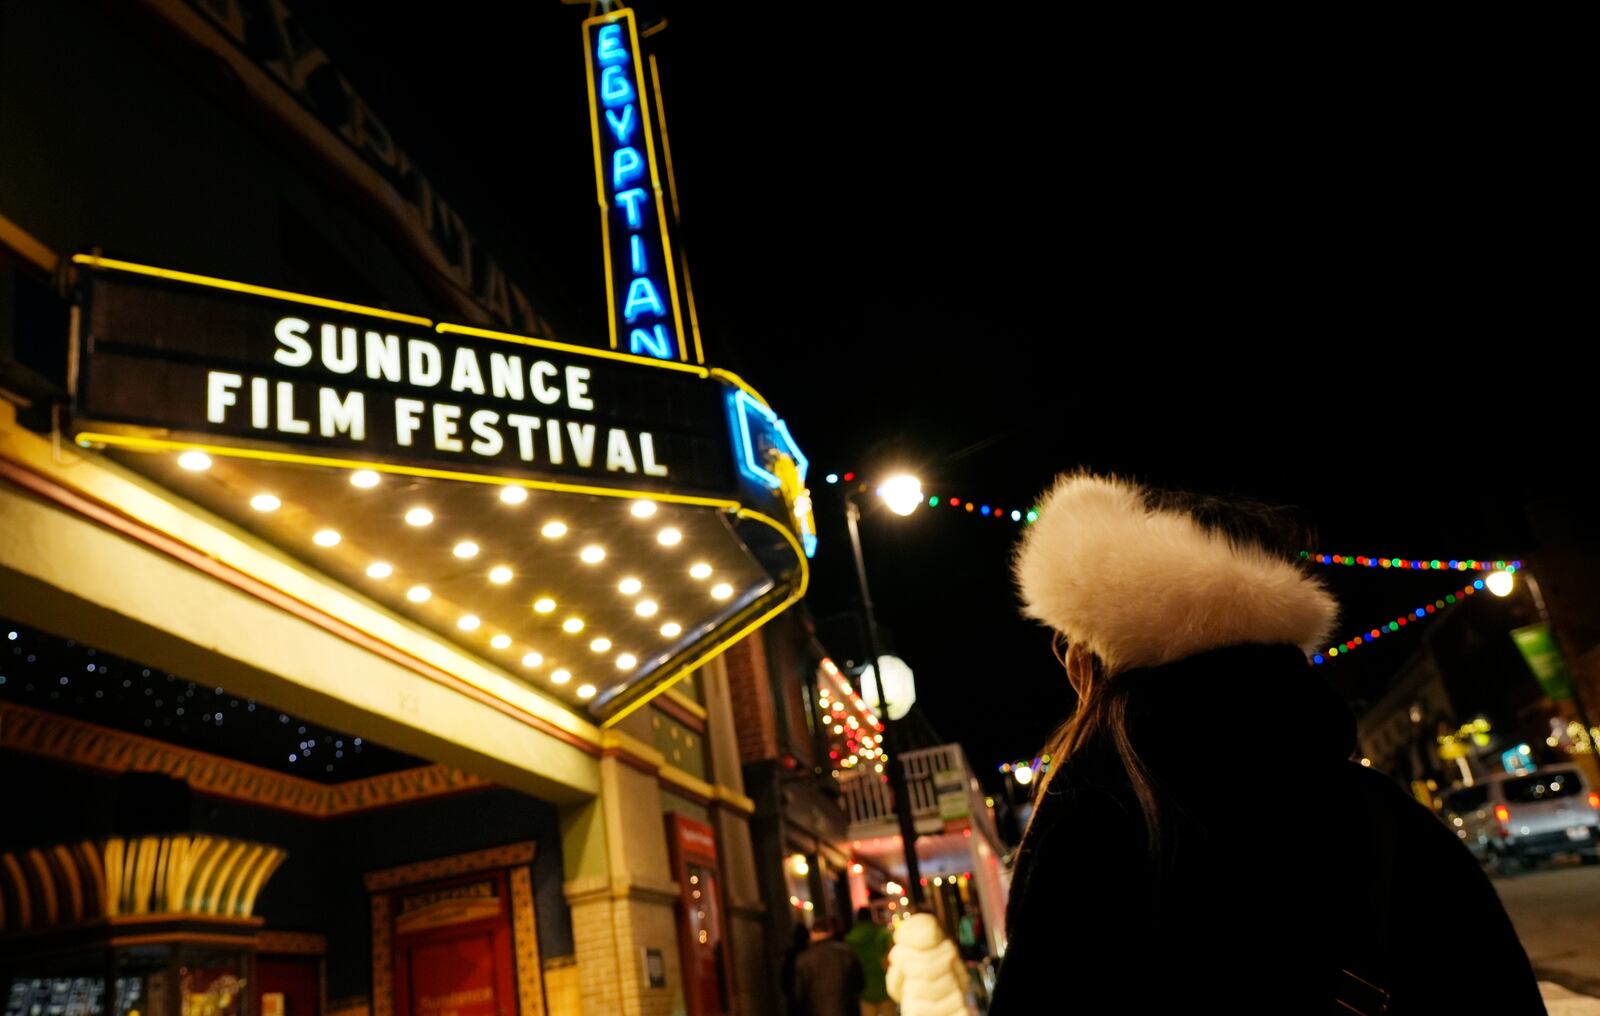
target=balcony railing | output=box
[837,743,999,846]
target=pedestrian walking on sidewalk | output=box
[793,918,866,1016]
[887,911,971,1016]
[845,906,896,1016]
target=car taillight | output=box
[1589,791,1599,810]
[1495,804,1511,823]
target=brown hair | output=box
[1026,639,1165,861]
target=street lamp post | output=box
[843,478,926,905]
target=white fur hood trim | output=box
[1013,474,1337,674]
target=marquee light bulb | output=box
[711,583,734,601]
[590,638,612,653]
[366,562,393,579]
[453,541,480,559]
[631,500,657,518]
[405,508,433,527]
[619,577,643,595]
[616,654,637,670]
[177,451,212,472]
[541,521,568,539]
[551,669,572,685]
[657,527,682,546]
[313,529,341,547]
[499,486,528,504]
[250,493,281,512]
[522,652,544,668]
[577,684,597,700]
[689,563,712,580]
[562,617,585,633]
[580,545,606,564]
[660,622,682,638]
[490,634,512,650]
[533,597,557,614]
[635,600,659,617]
[457,615,480,632]
[489,566,513,584]
[350,469,381,488]
[406,585,431,603]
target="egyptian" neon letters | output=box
[595,21,674,360]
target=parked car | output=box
[1440,763,1600,871]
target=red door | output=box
[667,814,733,1016]
[392,873,518,1016]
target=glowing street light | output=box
[878,474,924,517]
[1486,570,1515,597]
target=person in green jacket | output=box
[844,907,895,1016]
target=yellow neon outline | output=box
[581,9,689,361]
[435,321,707,376]
[680,253,707,366]
[708,368,771,410]
[601,506,809,727]
[71,255,433,327]
[581,12,619,351]
[628,7,689,362]
[648,54,682,225]
[71,431,744,510]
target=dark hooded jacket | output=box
[989,643,1545,1015]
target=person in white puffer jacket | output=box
[886,911,971,1016]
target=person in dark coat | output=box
[990,474,1545,1015]
[780,920,814,1013]
[793,918,866,1016]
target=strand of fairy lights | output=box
[1302,552,1522,573]
[827,469,1525,666]
[826,474,1526,574]
[1312,578,1498,665]
[823,471,1039,524]
[818,659,886,778]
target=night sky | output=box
[289,3,1584,777]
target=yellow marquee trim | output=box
[71,254,433,326]
[70,430,743,510]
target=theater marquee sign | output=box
[62,256,814,722]
[70,257,801,506]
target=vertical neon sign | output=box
[583,9,690,362]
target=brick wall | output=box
[566,890,683,1016]
[725,632,778,763]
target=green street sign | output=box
[1511,623,1574,701]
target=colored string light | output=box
[819,658,886,779]
[827,474,1525,571]
[1312,579,1490,665]
[1302,551,1522,574]
[824,469,1038,524]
